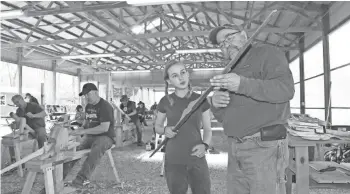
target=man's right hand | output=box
[212,91,230,108]
[164,126,177,138]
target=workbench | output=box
[1,133,37,177]
[286,135,350,194]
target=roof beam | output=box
[94,60,226,69]
[82,11,156,62]
[23,2,131,17]
[2,27,320,49]
[186,3,296,44]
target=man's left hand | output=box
[70,127,85,136]
[210,73,241,92]
[26,112,35,118]
[191,144,206,158]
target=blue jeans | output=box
[63,135,113,180]
[164,158,211,194]
[226,134,289,194]
[131,119,142,143]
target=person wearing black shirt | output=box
[62,83,115,187]
[137,101,148,126]
[11,95,47,148]
[120,95,143,146]
[150,102,157,112]
[25,93,39,104]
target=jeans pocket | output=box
[253,138,278,148]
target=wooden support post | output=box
[53,153,64,193]
[21,171,37,194]
[14,142,23,177]
[322,5,332,123]
[52,61,57,104]
[299,33,306,114]
[131,86,135,102]
[44,167,55,194]
[107,72,112,102]
[77,68,82,105]
[140,87,143,101]
[41,83,45,105]
[147,88,150,105]
[295,146,309,194]
[17,48,23,95]
[153,89,156,103]
[286,147,294,194]
[106,149,121,183]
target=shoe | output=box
[72,176,90,187]
[39,188,46,194]
[137,142,144,146]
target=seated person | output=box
[71,105,85,127]
[60,83,115,188]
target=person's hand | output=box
[210,73,241,92]
[70,127,85,136]
[211,91,230,108]
[9,121,17,130]
[191,144,206,158]
[164,126,177,138]
[26,112,35,118]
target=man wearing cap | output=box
[207,24,294,194]
[120,95,143,146]
[62,83,115,187]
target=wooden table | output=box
[1,133,37,177]
[286,135,350,194]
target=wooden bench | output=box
[23,144,122,194]
[1,133,37,177]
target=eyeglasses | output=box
[218,31,240,48]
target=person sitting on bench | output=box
[62,83,115,188]
[70,105,85,128]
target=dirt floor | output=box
[1,121,349,194]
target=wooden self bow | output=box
[149,10,278,158]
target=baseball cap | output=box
[79,83,98,96]
[120,95,129,102]
[209,24,242,45]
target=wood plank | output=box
[309,167,350,184]
[289,135,350,147]
[44,167,55,194]
[21,171,37,194]
[295,146,309,194]
[25,2,131,17]
[107,149,121,183]
[14,142,23,177]
[286,147,294,194]
[310,179,350,189]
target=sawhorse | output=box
[22,145,122,194]
[1,134,37,177]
